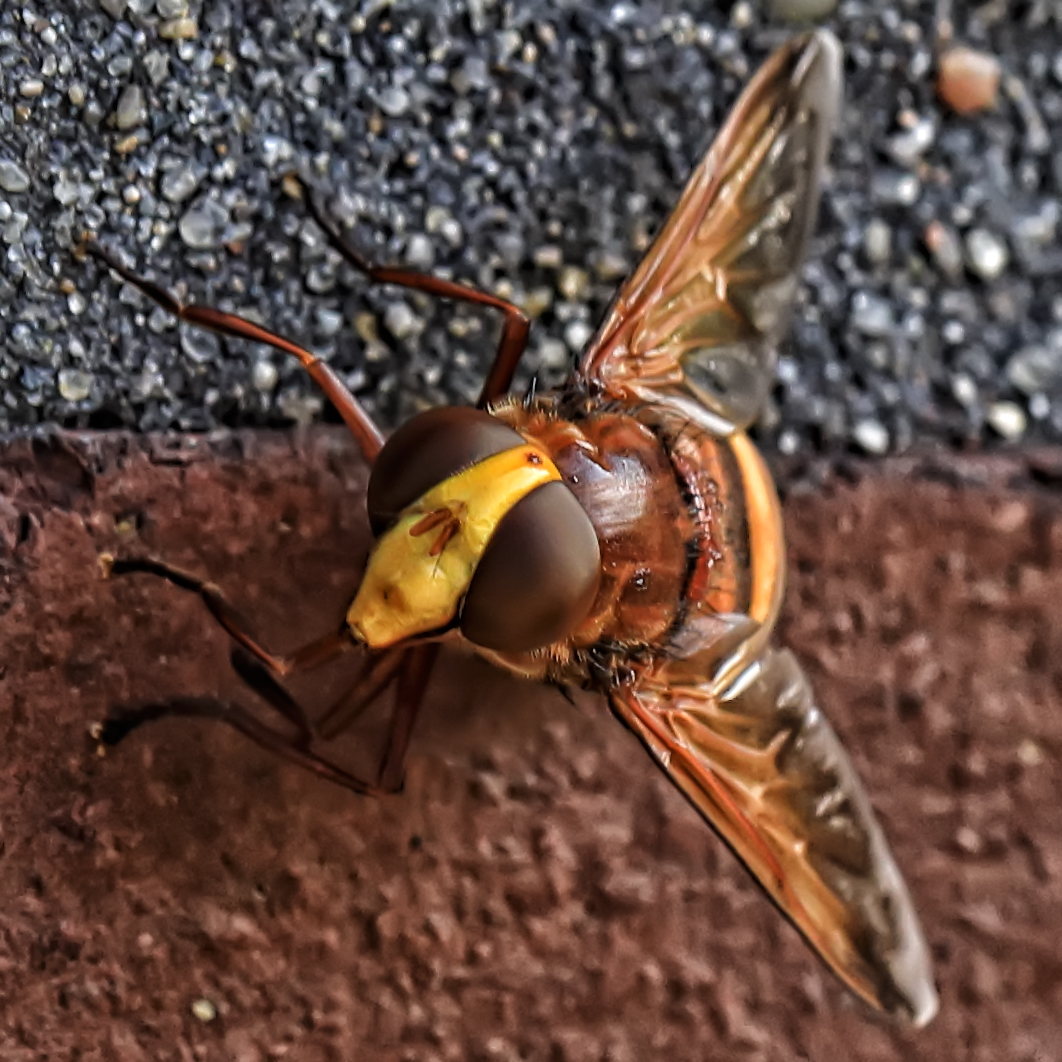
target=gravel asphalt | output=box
[2,1,1060,454]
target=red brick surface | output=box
[1,431,1060,1060]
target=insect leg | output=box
[105,555,352,681]
[102,591,434,793]
[227,644,406,745]
[84,241,385,463]
[228,647,317,743]
[99,697,391,796]
[315,647,407,740]
[294,177,531,407]
[375,643,440,792]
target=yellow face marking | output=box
[347,443,561,648]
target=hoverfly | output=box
[85,30,938,1026]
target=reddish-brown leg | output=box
[106,556,351,679]
[228,647,321,741]
[295,177,531,406]
[88,187,471,792]
[315,647,407,740]
[85,241,385,463]
[103,571,435,793]
[228,641,440,792]
[376,643,440,792]
[102,644,437,795]
[100,697,392,796]
[229,645,406,747]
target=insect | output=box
[85,30,937,1026]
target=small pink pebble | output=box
[937,46,1002,115]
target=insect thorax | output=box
[482,397,755,689]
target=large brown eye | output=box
[367,407,525,534]
[461,481,601,652]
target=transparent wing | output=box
[579,31,842,434]
[611,644,938,1026]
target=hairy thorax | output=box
[484,399,754,688]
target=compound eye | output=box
[461,481,601,652]
[367,407,525,535]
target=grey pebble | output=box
[315,308,345,339]
[863,219,892,266]
[3,213,29,244]
[872,172,921,206]
[158,17,197,39]
[850,292,894,337]
[144,51,169,86]
[115,85,146,131]
[178,197,230,249]
[377,86,410,118]
[769,0,839,17]
[57,368,94,402]
[951,374,979,408]
[564,320,594,353]
[252,360,279,393]
[558,266,590,302]
[853,418,890,455]
[538,338,569,370]
[534,246,563,270]
[1029,394,1050,420]
[925,223,964,279]
[886,118,935,167]
[277,390,323,426]
[384,302,419,340]
[131,371,165,401]
[986,401,1027,440]
[405,234,435,270]
[261,136,294,169]
[180,328,220,364]
[1006,342,1062,395]
[161,163,203,204]
[0,161,30,194]
[305,264,336,296]
[965,229,1009,281]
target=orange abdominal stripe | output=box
[347,444,562,648]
